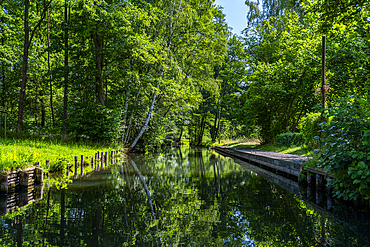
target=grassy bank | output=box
[0,138,122,173]
[211,138,313,157]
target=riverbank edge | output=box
[0,149,124,195]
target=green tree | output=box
[239,11,321,142]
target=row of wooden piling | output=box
[67,150,122,177]
[299,167,334,210]
[299,166,370,211]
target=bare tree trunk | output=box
[163,104,173,118]
[211,112,218,142]
[129,83,160,150]
[92,34,105,107]
[321,36,326,109]
[292,105,304,132]
[63,1,68,134]
[124,84,142,145]
[40,95,45,127]
[128,0,181,151]
[17,0,52,132]
[285,98,294,131]
[218,106,221,144]
[124,113,133,144]
[1,13,5,108]
[178,126,183,142]
[17,0,30,132]
[1,34,5,108]
[198,116,205,144]
[120,78,131,144]
[47,8,55,125]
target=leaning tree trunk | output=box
[128,0,181,151]
[128,83,160,150]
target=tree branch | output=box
[27,0,53,50]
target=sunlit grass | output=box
[258,144,313,156]
[0,138,123,172]
[217,138,260,147]
[214,138,313,157]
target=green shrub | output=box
[275,132,304,147]
[68,102,121,143]
[49,158,69,173]
[320,96,370,200]
[299,112,322,148]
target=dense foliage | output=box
[275,132,304,147]
[0,0,228,148]
[320,96,370,200]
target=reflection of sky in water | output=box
[0,147,369,246]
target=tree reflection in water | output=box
[0,147,369,246]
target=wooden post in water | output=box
[95,153,97,169]
[81,155,84,176]
[74,156,78,178]
[105,152,107,167]
[101,152,104,169]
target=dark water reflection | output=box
[0,147,369,246]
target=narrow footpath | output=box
[214,146,308,177]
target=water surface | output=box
[0,147,369,246]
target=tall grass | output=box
[218,138,260,147]
[0,138,122,172]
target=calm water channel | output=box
[0,147,370,246]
